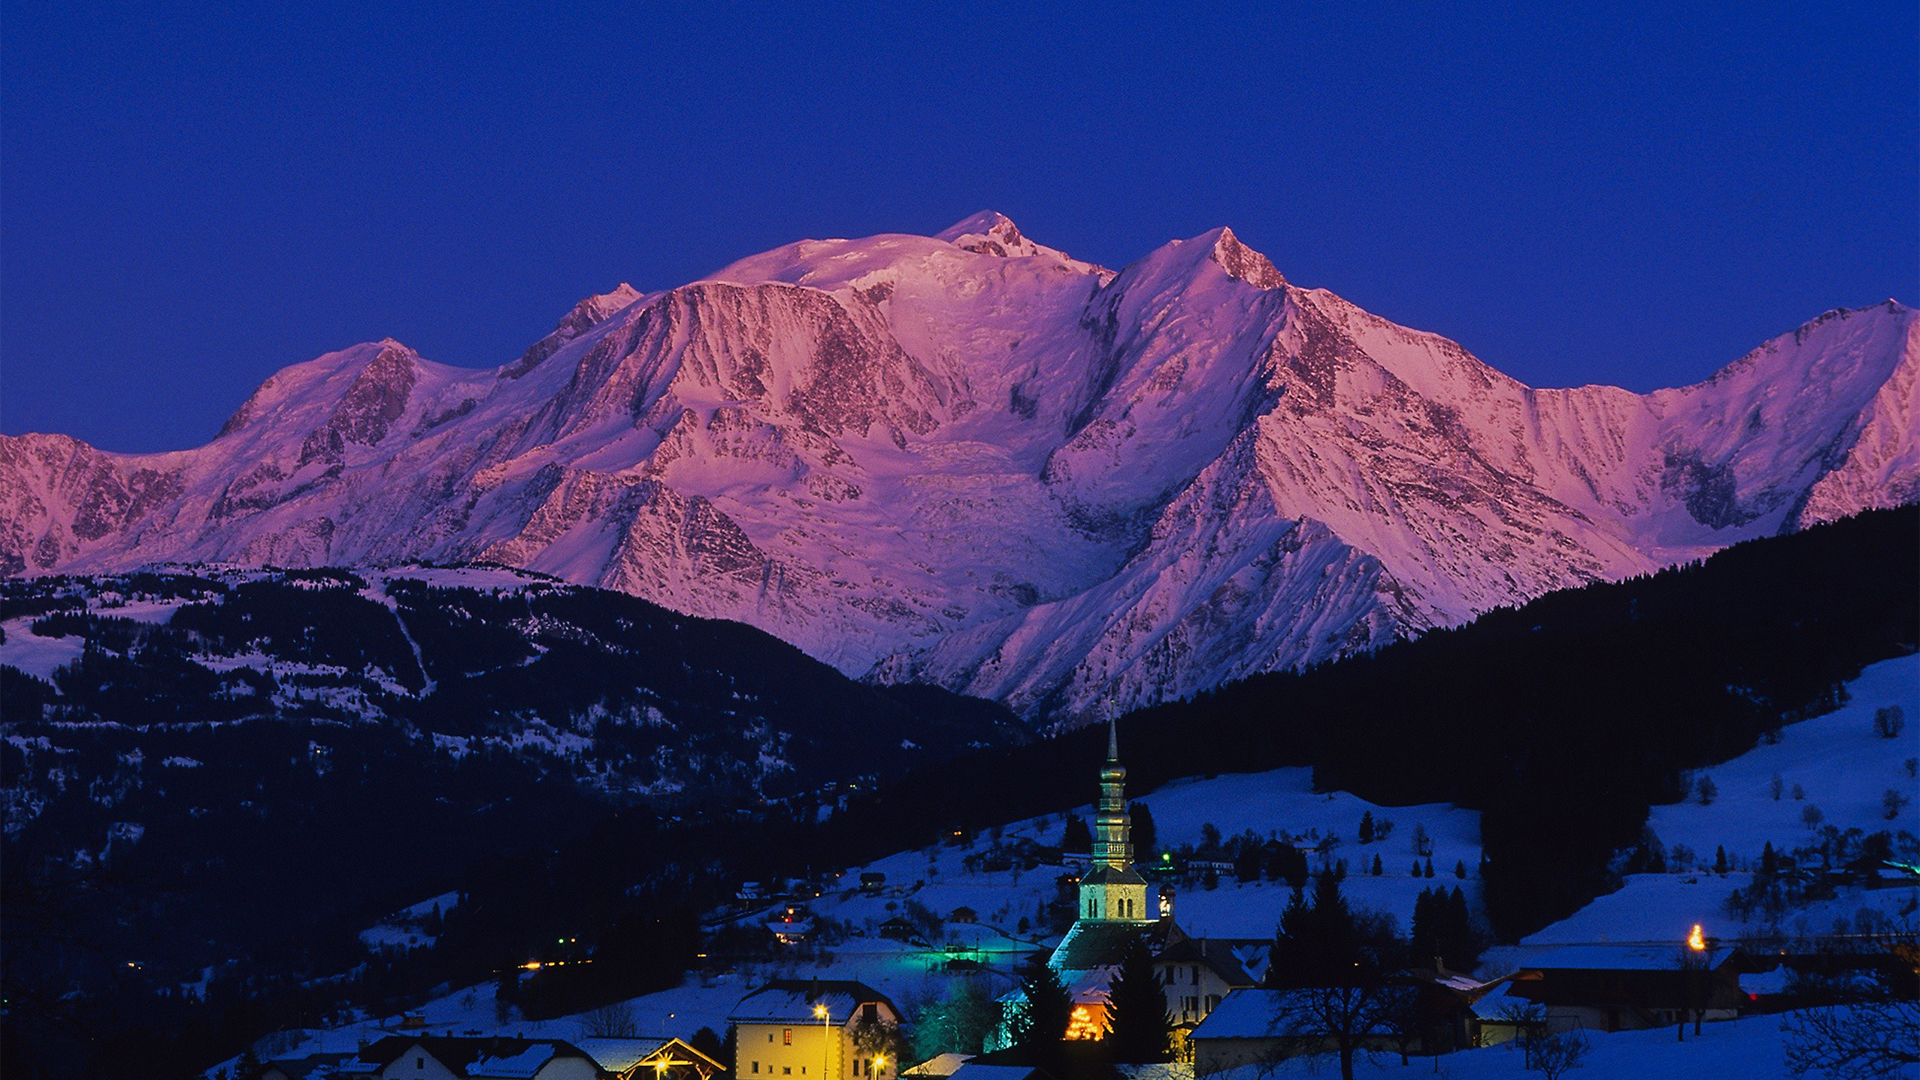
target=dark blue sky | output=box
[5,2,1915,452]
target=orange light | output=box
[522,961,543,970]
[1687,924,1706,952]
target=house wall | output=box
[531,1057,602,1080]
[736,1017,897,1080]
[1192,1036,1284,1076]
[1155,961,1233,1028]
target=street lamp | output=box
[814,1003,831,1080]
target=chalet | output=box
[1185,989,1290,1075]
[949,906,979,924]
[1188,987,1416,1075]
[1497,939,1751,1034]
[768,904,816,945]
[333,1036,600,1079]
[574,1037,727,1080]
[879,917,923,942]
[860,873,887,894]
[730,979,903,1080]
[1151,936,1262,1041]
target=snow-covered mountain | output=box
[4,213,1915,718]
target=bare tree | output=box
[1783,999,1920,1079]
[582,1001,640,1037]
[1782,921,1920,1079]
[1530,1028,1591,1078]
[1263,872,1417,1080]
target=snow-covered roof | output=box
[945,1064,1047,1080]
[902,1052,973,1077]
[729,980,898,1024]
[573,1036,677,1073]
[1187,989,1288,1040]
[468,1042,558,1078]
[1518,943,1732,972]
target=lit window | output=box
[784,1029,793,1045]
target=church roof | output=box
[1079,865,1148,887]
[1050,921,1165,973]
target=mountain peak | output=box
[1207,227,1286,290]
[936,211,1048,258]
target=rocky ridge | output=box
[3,213,1914,719]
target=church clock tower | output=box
[1076,722,1153,924]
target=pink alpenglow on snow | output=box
[2,216,1915,719]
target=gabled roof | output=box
[1152,937,1260,987]
[572,1035,726,1075]
[1517,943,1737,972]
[1187,989,1288,1040]
[902,1052,973,1077]
[947,1064,1052,1080]
[730,979,900,1024]
[573,1037,674,1073]
[340,1036,597,1079]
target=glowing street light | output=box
[814,1002,831,1080]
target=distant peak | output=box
[936,211,1045,258]
[1207,227,1286,290]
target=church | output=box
[1025,724,1262,1050]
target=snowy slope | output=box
[3,215,1914,720]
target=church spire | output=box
[1093,719,1131,871]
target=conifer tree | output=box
[1062,815,1092,854]
[1106,932,1172,1062]
[1011,953,1072,1068]
[1129,801,1158,856]
[1266,871,1413,1080]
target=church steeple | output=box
[1093,720,1132,870]
[1071,719,1152,926]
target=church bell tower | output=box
[1076,721,1152,923]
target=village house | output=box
[573,1036,727,1080]
[1493,937,1751,1035]
[730,980,903,1080]
[330,1035,600,1079]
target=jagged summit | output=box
[1207,226,1287,289]
[2,219,1912,721]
